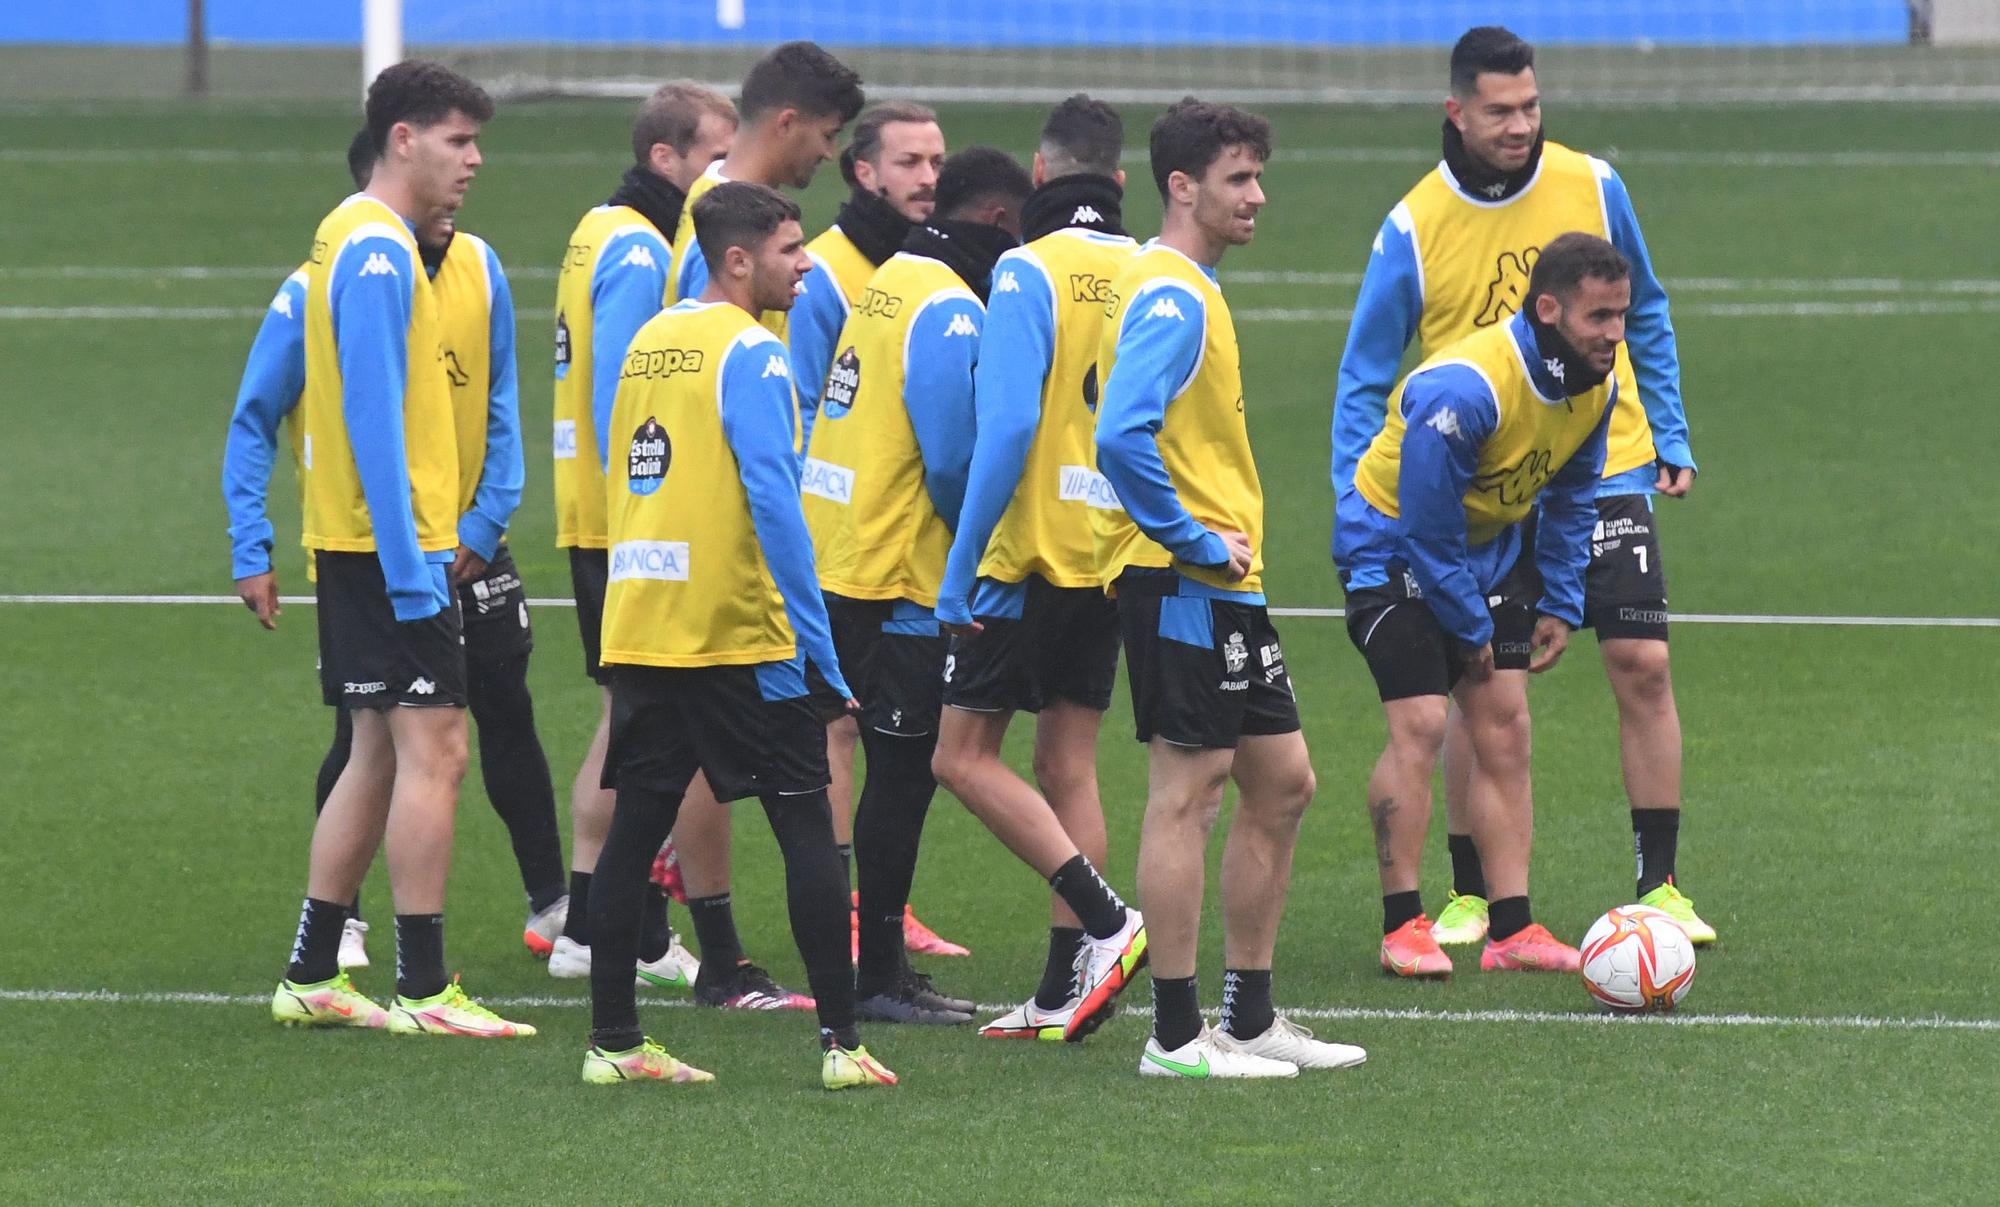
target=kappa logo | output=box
[442,348,469,388]
[620,243,656,269]
[409,678,436,696]
[621,347,704,380]
[1482,181,1509,199]
[270,291,294,318]
[1543,356,1566,383]
[943,312,977,338]
[359,251,399,278]
[1472,447,1557,507]
[994,271,1020,293]
[762,353,790,379]
[1071,204,1104,224]
[1148,296,1186,321]
[1475,246,1538,326]
[1223,631,1248,674]
[343,680,386,695]
[1425,408,1461,439]
[1069,274,1114,305]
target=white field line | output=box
[3,986,1995,1033]
[8,146,2000,170]
[11,299,2000,323]
[1,595,1993,628]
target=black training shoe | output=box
[692,961,815,1011]
[856,967,975,1025]
[904,967,975,1015]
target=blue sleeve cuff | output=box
[457,510,505,562]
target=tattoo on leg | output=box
[1369,797,1397,868]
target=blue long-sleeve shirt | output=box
[221,270,308,580]
[1332,155,1691,499]
[903,292,982,533]
[935,248,1054,626]
[591,227,673,471]
[456,236,521,561]
[719,333,853,701]
[1095,276,1234,573]
[787,258,847,458]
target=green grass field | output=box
[2,98,1997,1203]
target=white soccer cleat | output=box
[978,996,1079,1041]
[637,932,700,991]
[547,934,591,979]
[1226,1015,1367,1070]
[523,895,568,958]
[1139,1027,1298,1080]
[337,918,370,970]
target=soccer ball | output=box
[1578,905,1696,1013]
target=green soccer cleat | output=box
[1431,891,1490,945]
[582,1037,715,1085]
[822,1043,898,1090]
[386,977,537,1038]
[272,971,389,1029]
[1638,880,1717,945]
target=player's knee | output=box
[1384,699,1449,762]
[1252,763,1316,832]
[929,741,978,797]
[1031,747,1094,805]
[1605,640,1673,706]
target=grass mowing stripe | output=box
[2,594,1994,626]
[8,987,1997,1033]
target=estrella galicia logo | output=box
[627,417,670,496]
[1081,363,1100,414]
[1475,246,1539,327]
[822,347,861,419]
[554,311,571,380]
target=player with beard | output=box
[1332,26,1711,955]
[800,148,1032,1024]
[226,127,564,973]
[548,82,735,998]
[1335,233,1628,979]
[929,95,1148,1042]
[585,182,893,1090]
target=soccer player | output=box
[785,100,966,959]
[583,181,894,1090]
[1097,99,1365,1079]
[225,128,566,972]
[548,81,732,998]
[666,40,865,321]
[800,147,1031,1024]
[267,60,529,1037]
[929,95,1149,1042]
[1331,26,1712,947]
[1335,232,1627,979]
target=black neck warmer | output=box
[418,228,452,277]
[607,165,689,240]
[901,218,1019,301]
[1527,310,1612,397]
[1441,120,1546,203]
[833,187,915,266]
[1019,173,1127,242]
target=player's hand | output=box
[940,617,983,639]
[235,571,281,630]
[1462,643,1496,683]
[1655,463,1695,498]
[450,546,489,586]
[1218,530,1254,581]
[1528,616,1572,673]
[843,697,863,716]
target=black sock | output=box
[1035,927,1087,1010]
[1151,975,1202,1050]
[314,708,352,814]
[561,869,592,944]
[687,893,745,977]
[587,783,686,1049]
[1448,833,1487,899]
[638,889,673,963]
[394,913,446,1000]
[761,789,857,1037]
[1632,808,1681,897]
[821,1024,862,1051]
[467,653,569,911]
[1048,855,1127,939]
[837,842,853,889]
[286,897,348,985]
[1220,968,1274,1041]
[1383,889,1425,935]
[853,728,938,993]
[1489,895,1532,942]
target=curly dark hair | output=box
[1147,97,1272,200]
[364,59,494,154]
[692,181,803,273]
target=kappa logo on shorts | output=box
[1223,631,1248,674]
[1618,606,1669,626]
[343,681,387,695]
[409,677,437,696]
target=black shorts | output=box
[826,594,947,737]
[568,546,611,685]
[1115,573,1300,749]
[1342,558,1535,702]
[314,551,467,710]
[1584,494,1670,642]
[458,545,533,665]
[943,577,1120,714]
[602,664,830,802]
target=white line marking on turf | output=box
[4,988,1995,1033]
[1,595,1992,628]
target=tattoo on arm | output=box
[1369,797,1397,868]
